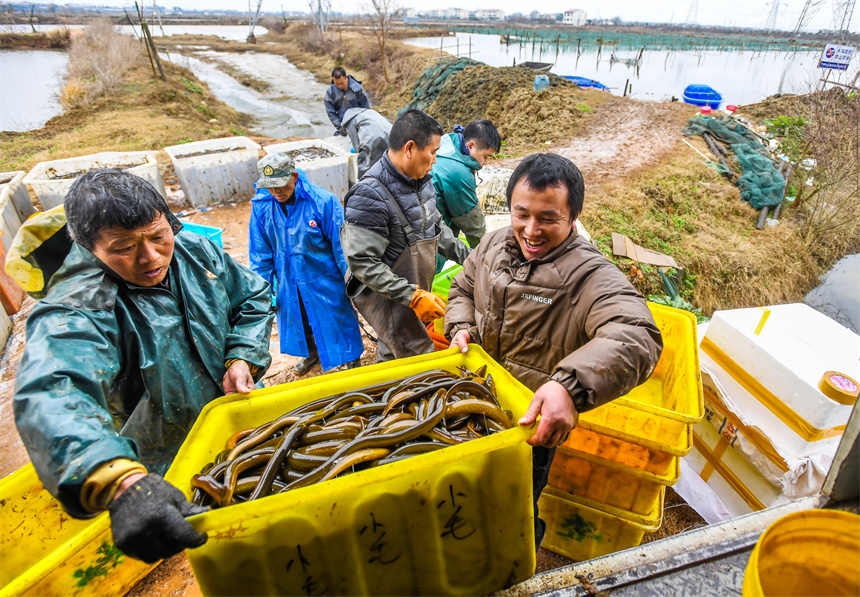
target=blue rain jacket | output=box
[250,170,363,371]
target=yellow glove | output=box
[410,289,445,323]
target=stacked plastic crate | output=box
[539,303,705,561]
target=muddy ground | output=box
[495,94,696,182]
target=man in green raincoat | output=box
[9,169,274,564]
[432,119,501,257]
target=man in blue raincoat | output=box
[9,169,274,565]
[250,153,364,374]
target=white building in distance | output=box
[475,9,505,20]
[563,8,586,26]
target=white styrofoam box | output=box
[699,304,859,460]
[0,172,36,251]
[684,417,792,520]
[164,137,261,208]
[22,151,165,210]
[264,139,356,201]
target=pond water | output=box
[0,50,68,132]
[164,50,332,139]
[403,32,856,106]
[804,253,860,333]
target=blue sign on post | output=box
[818,44,856,71]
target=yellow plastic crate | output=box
[165,346,536,596]
[578,303,704,457]
[548,442,679,516]
[539,485,664,562]
[0,464,155,597]
[562,426,681,477]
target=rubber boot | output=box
[294,356,319,375]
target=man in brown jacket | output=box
[445,152,663,547]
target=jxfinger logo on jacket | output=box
[521,293,552,305]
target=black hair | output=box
[332,66,347,79]
[463,119,501,153]
[505,153,584,221]
[388,109,444,152]
[65,168,172,250]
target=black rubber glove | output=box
[109,474,208,564]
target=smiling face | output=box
[510,179,575,260]
[90,213,175,286]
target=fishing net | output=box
[401,57,483,113]
[732,144,786,209]
[684,115,785,209]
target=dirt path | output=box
[497,96,697,184]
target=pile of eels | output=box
[191,366,513,509]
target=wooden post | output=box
[702,133,734,179]
[141,22,166,82]
[623,79,629,97]
[756,207,769,230]
[123,8,140,40]
[135,2,158,77]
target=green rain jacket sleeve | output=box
[13,304,139,518]
[340,222,417,305]
[205,238,274,373]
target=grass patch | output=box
[582,151,822,315]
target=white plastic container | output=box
[164,137,261,208]
[699,304,859,461]
[22,152,165,210]
[264,139,356,201]
[0,171,36,251]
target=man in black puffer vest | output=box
[340,109,471,361]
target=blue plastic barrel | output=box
[533,75,550,92]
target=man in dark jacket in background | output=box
[445,153,663,548]
[340,109,470,361]
[324,66,370,135]
[10,169,274,564]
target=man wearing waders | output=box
[340,109,471,361]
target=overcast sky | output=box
[54,0,858,32]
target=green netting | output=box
[732,144,786,208]
[683,115,769,156]
[684,115,784,209]
[401,57,483,114]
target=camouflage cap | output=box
[257,153,296,188]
